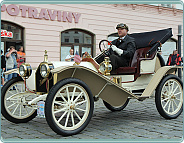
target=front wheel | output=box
[1,77,37,123]
[155,74,183,119]
[103,99,129,111]
[45,78,94,136]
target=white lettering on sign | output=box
[1,30,13,38]
[1,4,81,23]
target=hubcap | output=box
[70,105,75,110]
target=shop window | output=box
[74,39,79,43]
[1,21,24,53]
[161,38,177,64]
[8,25,11,30]
[108,33,119,42]
[161,4,172,8]
[1,24,4,29]
[1,21,22,41]
[61,29,94,61]
[106,33,119,49]
[65,38,69,43]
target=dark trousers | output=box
[110,54,129,71]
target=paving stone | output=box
[1,98,182,140]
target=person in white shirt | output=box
[65,49,74,61]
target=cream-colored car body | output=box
[140,55,157,74]
[4,56,182,106]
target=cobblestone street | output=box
[1,97,183,142]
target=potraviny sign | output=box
[1,4,81,23]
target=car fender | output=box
[4,68,37,90]
[51,65,138,107]
[3,68,19,75]
[140,66,182,99]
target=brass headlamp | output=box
[40,63,51,78]
[19,63,32,78]
[40,50,54,78]
[98,57,112,76]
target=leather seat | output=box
[113,67,137,74]
[111,47,156,75]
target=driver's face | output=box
[117,28,127,37]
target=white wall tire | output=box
[45,78,94,136]
[1,77,37,123]
[155,74,183,119]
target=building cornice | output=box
[111,4,183,16]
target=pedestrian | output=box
[1,50,6,86]
[5,46,19,81]
[109,23,136,70]
[65,49,74,61]
[166,50,182,66]
[17,46,26,67]
[82,52,89,59]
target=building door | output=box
[1,42,5,55]
[6,42,16,49]
[61,29,94,61]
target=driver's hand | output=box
[111,45,118,51]
[111,45,124,56]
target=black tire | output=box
[1,76,37,123]
[155,74,183,119]
[103,98,129,111]
[45,78,94,136]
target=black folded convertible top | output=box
[129,28,173,49]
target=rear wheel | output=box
[103,99,129,111]
[45,78,94,136]
[155,74,183,119]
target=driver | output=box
[110,23,136,70]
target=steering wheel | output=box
[99,40,112,56]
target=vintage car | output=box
[2,28,183,136]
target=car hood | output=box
[51,61,98,72]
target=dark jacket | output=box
[111,35,136,62]
[1,55,6,69]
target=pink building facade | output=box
[1,4,183,67]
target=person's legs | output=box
[110,54,119,71]
[1,70,4,86]
[110,54,128,70]
[7,69,13,81]
[12,66,17,78]
[117,56,129,67]
[1,77,4,86]
[12,72,17,78]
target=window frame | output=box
[1,20,24,43]
[61,29,94,59]
[1,20,24,52]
